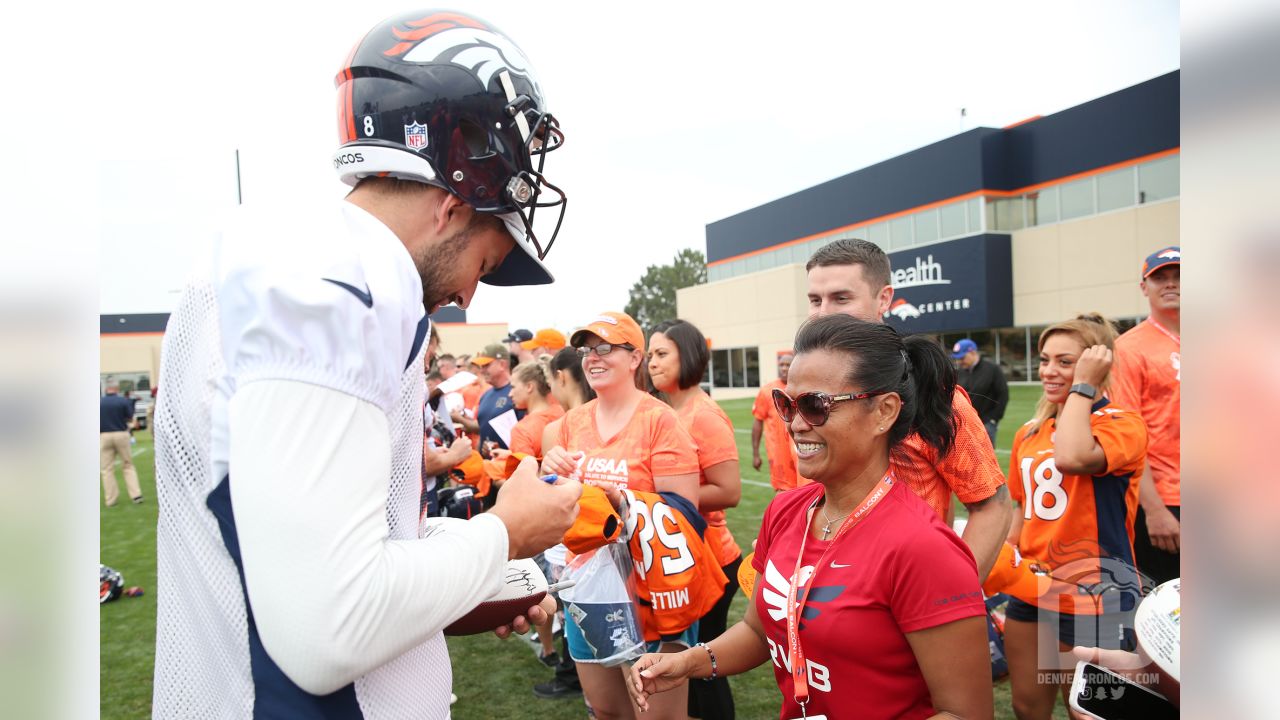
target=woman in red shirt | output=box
[541,311,701,720]
[647,319,742,720]
[1003,314,1147,719]
[628,314,992,720]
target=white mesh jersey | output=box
[153,200,503,719]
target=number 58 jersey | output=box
[1007,398,1147,614]
[621,490,728,641]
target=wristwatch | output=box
[1068,383,1097,400]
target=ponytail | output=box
[793,314,957,457]
[898,335,957,457]
[512,357,552,397]
[549,346,596,404]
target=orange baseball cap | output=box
[563,485,623,555]
[521,328,567,351]
[737,552,757,598]
[981,542,1052,599]
[569,312,645,352]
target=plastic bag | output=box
[560,543,644,666]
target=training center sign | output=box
[883,233,1013,334]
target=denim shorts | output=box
[564,610,698,664]
[1005,596,1135,650]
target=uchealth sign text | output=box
[883,233,1013,334]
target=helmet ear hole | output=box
[459,119,492,158]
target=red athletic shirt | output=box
[752,481,984,720]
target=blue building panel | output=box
[883,234,1013,334]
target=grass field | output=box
[101,385,1066,718]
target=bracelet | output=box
[695,641,717,681]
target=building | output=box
[100,306,508,392]
[679,71,1179,399]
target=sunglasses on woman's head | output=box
[576,343,635,358]
[771,387,889,426]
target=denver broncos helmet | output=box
[333,10,566,286]
[100,564,123,604]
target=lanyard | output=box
[785,472,894,714]
[1146,317,1180,347]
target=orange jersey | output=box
[460,381,484,416]
[1007,398,1147,614]
[753,380,803,491]
[1111,318,1180,506]
[893,387,1005,519]
[622,490,728,641]
[557,394,699,493]
[674,391,742,566]
[509,404,564,460]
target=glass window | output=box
[914,209,939,244]
[939,201,966,238]
[790,242,810,265]
[743,253,760,274]
[1059,177,1094,220]
[707,264,723,282]
[758,249,777,271]
[1138,155,1179,203]
[969,197,983,233]
[744,348,760,387]
[1028,186,1058,225]
[888,215,913,249]
[1097,166,1135,213]
[867,222,889,250]
[711,349,730,388]
[994,327,1029,381]
[990,197,1026,231]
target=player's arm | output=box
[628,581,771,713]
[1137,460,1180,553]
[698,460,742,512]
[750,419,764,471]
[654,472,701,510]
[906,617,994,720]
[423,437,472,476]
[452,409,480,434]
[949,393,1013,580]
[1054,346,1112,475]
[230,380,577,695]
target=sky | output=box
[89,0,1179,333]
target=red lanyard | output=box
[1147,317,1180,347]
[785,472,894,713]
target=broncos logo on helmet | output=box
[333,9,567,287]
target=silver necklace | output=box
[819,502,852,540]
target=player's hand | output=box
[491,456,581,560]
[540,446,581,477]
[492,594,557,640]
[1145,506,1181,553]
[751,453,762,471]
[628,650,700,713]
[1073,345,1113,387]
[1067,645,1178,718]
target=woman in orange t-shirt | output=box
[542,311,700,720]
[647,318,742,720]
[508,360,565,461]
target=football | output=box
[444,558,549,636]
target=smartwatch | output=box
[1068,383,1097,400]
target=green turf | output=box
[102,386,1065,719]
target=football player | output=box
[152,10,580,718]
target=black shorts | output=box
[1005,597,1135,651]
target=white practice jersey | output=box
[152,200,506,719]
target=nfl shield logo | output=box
[404,123,428,151]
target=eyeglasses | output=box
[771,388,888,426]
[576,343,635,358]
